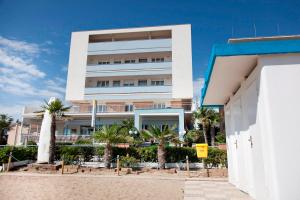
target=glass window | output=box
[151,80,164,86]
[113,80,120,87]
[125,59,135,63]
[97,105,107,113]
[139,58,148,63]
[138,80,147,86]
[98,61,110,65]
[114,61,121,64]
[125,104,134,112]
[152,58,164,62]
[97,81,109,87]
[142,124,149,130]
[154,103,165,109]
[123,80,134,87]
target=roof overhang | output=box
[201,39,300,106]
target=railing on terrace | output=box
[23,104,192,115]
[21,134,92,143]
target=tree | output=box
[0,114,13,145]
[93,125,129,168]
[118,118,135,134]
[142,125,177,169]
[192,107,221,145]
[208,109,220,146]
[192,108,211,144]
[41,99,71,163]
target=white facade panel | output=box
[65,32,89,101]
[171,25,193,99]
[225,54,300,200]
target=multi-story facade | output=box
[21,24,193,143]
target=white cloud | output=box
[0,36,67,121]
[0,36,40,55]
[0,49,45,77]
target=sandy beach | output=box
[0,173,184,200]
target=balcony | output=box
[86,61,172,77]
[87,38,171,55]
[84,85,172,100]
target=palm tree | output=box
[0,114,13,145]
[142,125,177,169]
[118,118,135,134]
[93,125,129,168]
[41,99,71,163]
[193,108,211,144]
[208,109,220,146]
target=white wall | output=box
[224,54,300,200]
[65,32,89,101]
[171,24,193,99]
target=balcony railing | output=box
[23,103,192,115]
[21,134,92,143]
[86,61,172,77]
[84,85,172,100]
[88,38,172,55]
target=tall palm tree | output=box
[0,114,13,145]
[142,125,177,169]
[93,125,129,168]
[193,108,211,144]
[208,109,220,146]
[41,99,71,163]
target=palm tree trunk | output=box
[104,143,112,168]
[211,126,215,146]
[203,126,208,144]
[157,143,166,169]
[49,115,56,163]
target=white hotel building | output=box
[21,24,193,142]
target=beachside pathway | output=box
[184,180,253,200]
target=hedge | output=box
[0,146,37,164]
[0,145,227,167]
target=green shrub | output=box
[215,132,226,144]
[204,147,227,168]
[120,156,139,168]
[0,146,37,164]
[165,146,198,162]
[27,141,37,145]
[138,146,157,162]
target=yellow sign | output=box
[196,144,208,158]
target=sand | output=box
[0,173,184,200]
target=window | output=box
[114,61,121,64]
[151,80,164,86]
[97,81,109,87]
[113,80,120,87]
[71,129,77,134]
[151,58,164,62]
[97,105,107,113]
[125,104,134,112]
[125,59,135,63]
[153,103,165,109]
[138,80,147,86]
[98,61,110,65]
[142,124,149,130]
[139,58,148,63]
[123,80,134,87]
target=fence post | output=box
[186,155,190,178]
[6,152,12,172]
[61,160,64,175]
[117,155,120,176]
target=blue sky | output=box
[1,0,300,119]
